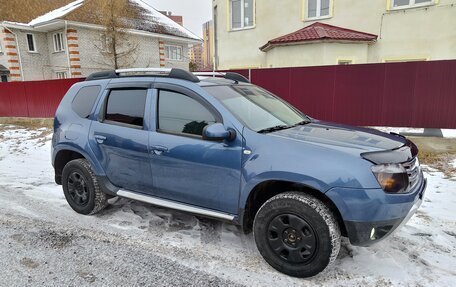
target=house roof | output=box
[0,0,200,41]
[0,65,10,75]
[260,22,378,52]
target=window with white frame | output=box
[230,0,254,30]
[307,0,331,19]
[391,0,433,9]
[100,33,113,53]
[56,71,68,79]
[53,33,65,52]
[26,34,37,52]
[0,41,3,53]
[307,0,330,19]
[338,59,352,65]
[165,45,183,61]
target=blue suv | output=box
[52,68,426,277]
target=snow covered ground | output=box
[0,124,455,286]
[371,126,456,138]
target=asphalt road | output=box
[0,200,243,287]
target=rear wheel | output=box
[62,159,108,215]
[253,192,340,277]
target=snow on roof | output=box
[131,0,200,41]
[28,0,84,26]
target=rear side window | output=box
[105,89,147,127]
[72,86,101,118]
[158,90,217,136]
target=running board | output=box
[117,190,236,221]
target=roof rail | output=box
[85,68,200,83]
[194,72,250,83]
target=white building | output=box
[0,0,200,82]
[212,0,456,69]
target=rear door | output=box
[89,83,153,192]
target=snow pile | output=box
[0,125,455,286]
[371,126,456,138]
[28,0,84,26]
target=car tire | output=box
[62,159,108,215]
[253,192,340,277]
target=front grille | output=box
[402,157,422,191]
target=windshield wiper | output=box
[257,125,293,134]
[292,120,312,127]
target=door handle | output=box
[151,145,168,155]
[94,135,107,144]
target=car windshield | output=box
[203,85,309,132]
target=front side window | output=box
[307,0,330,19]
[230,0,254,30]
[72,86,101,118]
[53,33,65,52]
[204,85,308,132]
[392,0,432,8]
[158,90,217,136]
[105,89,147,127]
[165,45,183,61]
[26,34,36,52]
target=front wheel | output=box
[253,192,340,277]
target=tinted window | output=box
[105,89,147,127]
[158,90,216,136]
[72,86,101,118]
[204,85,307,132]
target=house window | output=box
[0,42,3,53]
[391,0,433,9]
[56,72,67,79]
[338,59,352,65]
[100,33,113,53]
[26,34,37,52]
[165,45,183,61]
[307,0,331,19]
[53,33,65,52]
[230,0,254,30]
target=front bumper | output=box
[326,176,427,247]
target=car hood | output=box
[269,120,406,153]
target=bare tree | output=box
[93,0,140,69]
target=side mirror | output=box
[203,123,236,141]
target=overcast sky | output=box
[144,0,213,38]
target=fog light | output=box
[370,228,376,240]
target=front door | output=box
[89,88,153,192]
[149,87,243,214]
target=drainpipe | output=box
[65,20,72,77]
[9,28,24,81]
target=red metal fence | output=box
[0,78,83,118]
[0,60,455,128]
[240,60,456,129]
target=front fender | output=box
[239,171,329,209]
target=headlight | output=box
[371,164,409,193]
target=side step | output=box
[117,190,236,221]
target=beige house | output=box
[0,0,200,82]
[212,0,456,69]
[202,20,215,70]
